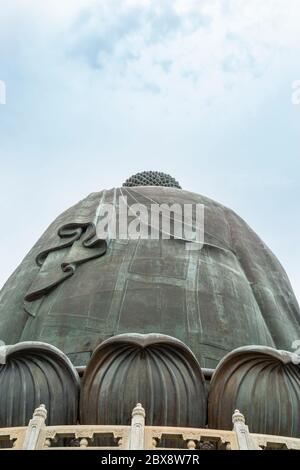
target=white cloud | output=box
[0,0,299,129]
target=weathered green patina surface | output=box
[0,178,299,367]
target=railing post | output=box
[232,409,257,450]
[22,404,47,450]
[129,403,145,450]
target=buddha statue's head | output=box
[123,171,181,189]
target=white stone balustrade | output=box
[0,405,299,451]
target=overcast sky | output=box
[0,0,299,302]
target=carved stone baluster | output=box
[183,432,200,450]
[187,440,197,450]
[75,430,94,448]
[232,410,257,450]
[79,438,89,448]
[129,403,145,450]
[152,437,158,448]
[44,439,51,448]
[22,404,47,450]
[44,430,57,448]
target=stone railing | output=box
[0,404,300,451]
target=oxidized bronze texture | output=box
[208,346,300,438]
[0,342,79,427]
[0,185,299,368]
[80,333,207,427]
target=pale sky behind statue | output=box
[0,0,299,302]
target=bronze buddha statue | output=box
[0,171,299,368]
